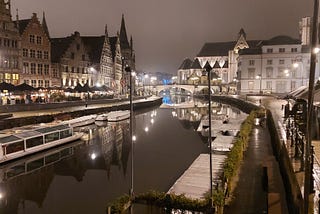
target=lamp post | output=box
[256,74,262,94]
[204,61,213,210]
[284,69,292,92]
[125,65,135,198]
[293,56,304,86]
[304,0,319,212]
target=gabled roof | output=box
[50,37,74,63]
[109,36,119,62]
[191,58,202,69]
[82,36,105,63]
[213,61,221,68]
[178,58,193,70]
[13,19,31,35]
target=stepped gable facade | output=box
[0,0,21,85]
[15,13,60,87]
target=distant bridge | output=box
[136,84,221,95]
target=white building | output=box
[238,35,316,94]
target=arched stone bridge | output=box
[136,84,220,95]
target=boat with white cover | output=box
[0,124,83,164]
[96,110,130,122]
[63,114,97,128]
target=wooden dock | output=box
[168,154,226,199]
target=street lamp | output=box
[256,74,262,94]
[125,65,135,198]
[143,73,149,97]
[204,61,213,211]
[293,56,304,86]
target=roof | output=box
[82,36,105,63]
[262,35,301,46]
[13,19,31,35]
[109,36,118,62]
[197,41,236,57]
[51,37,73,63]
[178,58,193,70]
[191,58,202,69]
[120,14,130,49]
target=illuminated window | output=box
[12,74,19,80]
[4,73,11,80]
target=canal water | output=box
[0,96,243,214]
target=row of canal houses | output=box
[0,0,135,95]
[178,17,320,95]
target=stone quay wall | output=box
[0,97,162,130]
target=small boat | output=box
[63,114,97,128]
[96,110,130,122]
[0,124,83,164]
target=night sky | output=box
[11,0,313,75]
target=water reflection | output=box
[0,120,130,213]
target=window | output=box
[12,74,19,80]
[77,44,80,50]
[38,64,43,75]
[24,80,29,85]
[44,51,49,59]
[31,79,37,87]
[45,80,50,88]
[249,60,255,66]
[30,50,35,58]
[4,73,11,80]
[29,35,35,43]
[279,48,285,53]
[26,136,43,148]
[65,66,68,72]
[267,60,272,65]
[71,52,75,59]
[23,62,29,73]
[279,59,285,64]
[5,141,24,155]
[291,48,297,53]
[38,80,43,87]
[30,63,36,74]
[266,67,273,78]
[71,67,74,72]
[53,69,58,78]
[44,64,49,75]
[266,81,272,90]
[23,49,28,57]
[82,54,85,61]
[248,81,254,90]
[37,50,42,59]
[248,68,255,79]
[36,36,42,44]
[267,48,273,53]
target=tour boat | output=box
[63,114,97,128]
[96,110,130,122]
[0,124,83,164]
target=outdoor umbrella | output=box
[74,83,85,93]
[0,82,15,91]
[14,83,36,91]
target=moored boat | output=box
[63,114,97,128]
[0,124,83,164]
[96,110,130,122]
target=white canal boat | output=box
[96,110,130,122]
[0,124,83,164]
[63,114,97,128]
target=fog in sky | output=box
[11,0,313,74]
